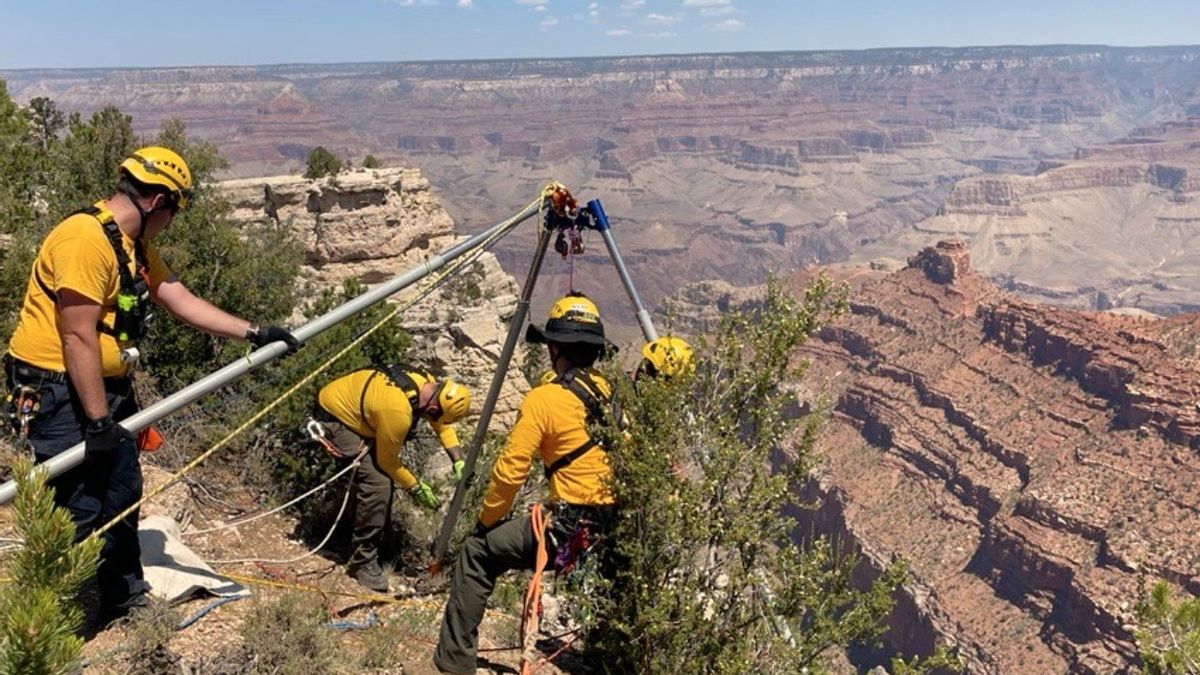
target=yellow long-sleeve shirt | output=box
[479,369,616,528]
[317,368,460,490]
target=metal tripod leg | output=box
[430,223,555,568]
[585,199,658,343]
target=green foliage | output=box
[1137,581,1200,674]
[45,106,136,211]
[0,458,102,675]
[362,154,381,169]
[577,276,931,673]
[304,146,341,180]
[143,120,303,392]
[240,593,334,675]
[25,98,64,150]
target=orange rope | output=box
[520,503,550,675]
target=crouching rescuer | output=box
[433,292,618,674]
[2,146,300,628]
[308,364,471,592]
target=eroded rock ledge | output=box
[668,242,1200,673]
[220,167,529,427]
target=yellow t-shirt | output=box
[479,369,616,528]
[317,368,461,490]
[7,202,171,378]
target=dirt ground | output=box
[1,456,584,674]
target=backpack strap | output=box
[544,369,611,479]
[36,206,152,343]
[358,364,425,441]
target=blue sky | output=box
[1,0,1198,70]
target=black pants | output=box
[13,370,147,619]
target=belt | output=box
[3,354,68,385]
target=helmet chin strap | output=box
[118,184,171,239]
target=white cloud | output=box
[644,12,681,25]
[457,0,473,6]
[535,4,547,10]
[390,0,438,5]
[645,31,678,37]
[701,5,734,15]
[682,0,729,6]
[620,0,645,9]
[709,17,744,31]
[606,28,632,36]
[588,1,599,8]
[517,0,548,5]
[539,16,560,30]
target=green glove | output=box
[452,459,466,481]
[410,480,440,510]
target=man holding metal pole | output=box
[2,147,299,628]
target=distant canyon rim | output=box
[6,45,1200,338]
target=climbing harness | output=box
[304,415,351,459]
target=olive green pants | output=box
[322,418,394,570]
[434,505,614,674]
[434,514,542,674]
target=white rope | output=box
[183,447,367,536]
[204,464,356,566]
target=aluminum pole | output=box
[431,221,554,568]
[0,203,539,506]
[585,199,658,343]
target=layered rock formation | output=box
[670,242,1200,673]
[813,245,1200,672]
[8,46,1200,335]
[854,118,1200,315]
[219,168,529,425]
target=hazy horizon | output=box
[2,0,1198,71]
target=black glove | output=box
[84,415,134,461]
[473,520,499,538]
[246,325,300,354]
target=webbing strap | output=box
[357,364,424,441]
[543,368,610,479]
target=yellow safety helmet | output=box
[525,291,609,346]
[119,146,193,211]
[640,336,694,378]
[435,379,471,425]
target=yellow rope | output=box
[89,195,543,541]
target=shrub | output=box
[362,154,381,169]
[1136,580,1200,674]
[576,277,936,673]
[304,146,341,180]
[0,458,102,675]
[239,593,334,675]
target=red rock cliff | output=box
[784,242,1200,673]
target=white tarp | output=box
[138,515,250,603]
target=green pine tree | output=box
[0,458,102,675]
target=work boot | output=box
[349,560,390,593]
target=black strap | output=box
[545,438,599,479]
[34,206,152,341]
[543,369,612,479]
[357,364,425,440]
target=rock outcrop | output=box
[783,244,1200,673]
[220,167,529,426]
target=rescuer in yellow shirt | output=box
[2,147,299,629]
[434,292,617,674]
[310,365,470,592]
